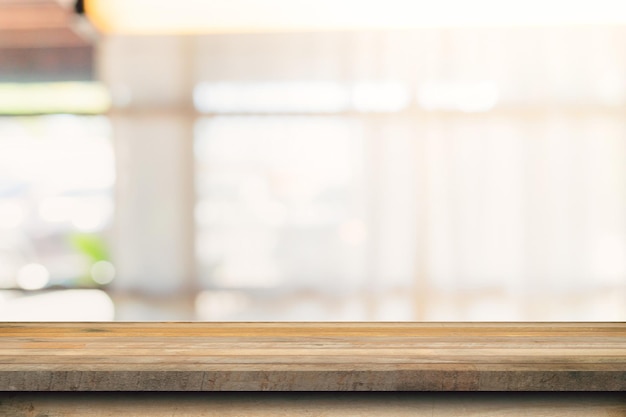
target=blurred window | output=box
[195,116,367,291]
[0,115,115,290]
[192,28,626,321]
[194,81,411,114]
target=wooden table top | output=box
[1,322,625,391]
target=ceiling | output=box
[0,0,94,82]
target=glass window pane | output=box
[195,116,367,291]
[0,115,115,290]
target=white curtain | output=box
[193,26,626,320]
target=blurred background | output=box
[1,0,626,321]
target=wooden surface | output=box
[2,393,625,416]
[0,322,625,391]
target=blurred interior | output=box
[1,0,626,321]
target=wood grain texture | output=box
[1,393,625,416]
[0,322,625,391]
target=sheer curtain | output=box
[193,26,626,320]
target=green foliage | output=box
[69,233,109,262]
[68,233,110,286]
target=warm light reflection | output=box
[86,0,626,34]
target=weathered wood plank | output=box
[1,392,625,417]
[0,323,624,391]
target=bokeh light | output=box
[16,263,50,290]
